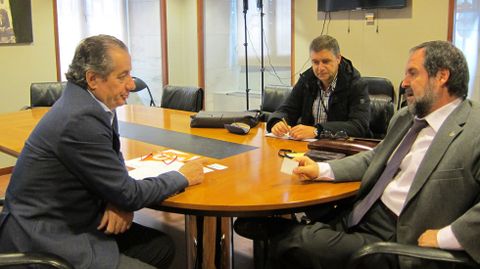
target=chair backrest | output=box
[130,76,156,107]
[161,85,204,112]
[260,85,292,121]
[397,81,407,110]
[363,76,394,101]
[363,77,395,139]
[30,82,66,108]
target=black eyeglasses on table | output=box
[278,149,295,158]
[318,130,349,140]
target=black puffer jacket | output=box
[267,57,371,138]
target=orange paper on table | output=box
[141,149,199,163]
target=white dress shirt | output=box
[87,88,115,125]
[316,98,463,249]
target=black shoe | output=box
[233,217,295,240]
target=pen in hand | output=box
[281,118,291,136]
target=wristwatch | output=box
[313,128,318,138]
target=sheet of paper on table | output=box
[126,149,225,180]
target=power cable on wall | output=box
[376,9,380,33]
[348,10,351,33]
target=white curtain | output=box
[236,0,291,67]
[453,0,480,101]
[204,0,291,111]
[56,0,162,106]
[57,0,126,80]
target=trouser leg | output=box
[117,254,158,269]
[115,222,175,269]
[269,202,397,269]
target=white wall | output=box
[166,0,199,86]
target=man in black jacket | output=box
[268,35,370,139]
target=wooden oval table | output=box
[0,105,360,269]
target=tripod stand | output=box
[243,0,251,110]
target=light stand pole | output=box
[243,0,250,110]
[258,0,265,103]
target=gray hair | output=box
[65,35,128,89]
[411,40,469,98]
[309,35,340,56]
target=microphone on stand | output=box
[243,0,248,12]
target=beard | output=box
[407,80,437,118]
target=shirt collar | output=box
[86,89,115,125]
[420,98,462,133]
[318,73,338,93]
[329,73,338,92]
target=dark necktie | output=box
[112,116,120,153]
[348,118,428,227]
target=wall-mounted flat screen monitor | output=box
[318,0,407,12]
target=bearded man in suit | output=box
[269,40,480,269]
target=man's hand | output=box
[292,156,319,181]
[289,125,316,140]
[272,121,291,136]
[97,203,133,235]
[418,229,439,248]
[179,160,204,186]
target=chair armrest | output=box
[348,242,478,269]
[0,253,74,269]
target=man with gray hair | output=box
[267,34,370,139]
[268,40,480,269]
[0,35,204,269]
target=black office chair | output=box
[160,85,204,112]
[398,81,408,110]
[27,82,66,109]
[260,85,292,122]
[0,197,74,269]
[132,77,156,107]
[0,253,74,269]
[363,76,395,139]
[348,242,479,269]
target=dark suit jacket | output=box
[330,99,480,268]
[267,57,371,138]
[0,82,188,269]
